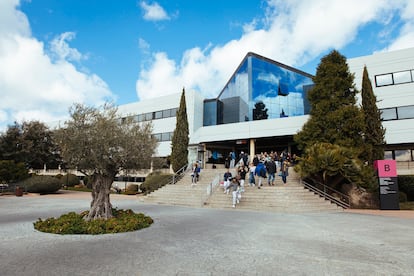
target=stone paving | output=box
[0,191,413,276]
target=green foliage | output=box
[361,66,385,164]
[295,50,364,151]
[0,121,61,169]
[398,175,414,201]
[0,160,29,183]
[140,172,173,194]
[33,208,153,235]
[295,142,377,191]
[170,89,189,172]
[399,192,408,203]
[124,184,139,195]
[58,173,80,187]
[20,175,62,194]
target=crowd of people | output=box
[222,150,295,207]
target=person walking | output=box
[237,164,247,192]
[223,169,232,193]
[266,159,277,186]
[248,162,256,187]
[280,159,289,184]
[224,177,241,208]
[255,161,267,189]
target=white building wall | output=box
[347,47,414,146]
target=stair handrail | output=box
[202,173,221,206]
[302,180,351,209]
[169,163,191,185]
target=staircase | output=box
[140,167,343,213]
[139,168,225,208]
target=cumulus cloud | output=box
[0,0,114,131]
[139,1,170,21]
[136,0,414,100]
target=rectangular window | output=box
[397,105,414,119]
[161,132,171,141]
[393,70,412,84]
[380,108,397,121]
[155,111,163,119]
[162,109,171,118]
[395,150,411,161]
[145,112,153,121]
[384,150,394,160]
[375,73,393,87]
[153,133,161,141]
[170,108,178,117]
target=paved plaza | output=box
[0,191,413,275]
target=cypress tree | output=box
[294,50,364,151]
[170,88,189,172]
[361,66,385,164]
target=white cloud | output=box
[135,0,414,100]
[0,0,114,132]
[139,1,170,21]
[49,32,85,62]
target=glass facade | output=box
[203,53,314,126]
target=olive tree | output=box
[56,103,157,220]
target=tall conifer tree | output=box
[171,88,189,172]
[294,50,364,151]
[361,66,385,164]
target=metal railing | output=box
[169,163,190,185]
[302,180,351,209]
[202,173,221,207]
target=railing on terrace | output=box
[302,180,351,209]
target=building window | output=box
[375,73,393,87]
[380,108,397,121]
[155,111,163,119]
[384,150,394,160]
[394,150,412,162]
[397,105,414,120]
[393,70,412,84]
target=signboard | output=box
[374,160,399,210]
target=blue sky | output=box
[1,0,414,131]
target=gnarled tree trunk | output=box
[86,173,114,221]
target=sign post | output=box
[374,160,399,210]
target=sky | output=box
[1,0,414,132]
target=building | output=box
[348,47,414,174]
[117,48,414,174]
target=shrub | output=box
[399,191,408,203]
[398,175,414,201]
[0,160,29,183]
[124,184,139,195]
[59,173,80,187]
[140,172,173,194]
[33,208,153,234]
[20,175,62,194]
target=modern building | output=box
[348,47,414,174]
[117,48,414,174]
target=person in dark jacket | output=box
[266,159,277,186]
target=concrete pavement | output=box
[0,191,413,275]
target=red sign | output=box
[374,160,397,177]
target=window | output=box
[380,108,397,121]
[393,70,412,84]
[153,133,161,141]
[162,109,171,118]
[155,111,162,119]
[375,73,393,87]
[384,151,393,160]
[397,106,414,120]
[144,112,153,121]
[394,150,412,162]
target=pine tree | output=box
[170,88,189,172]
[361,66,385,164]
[294,50,364,151]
